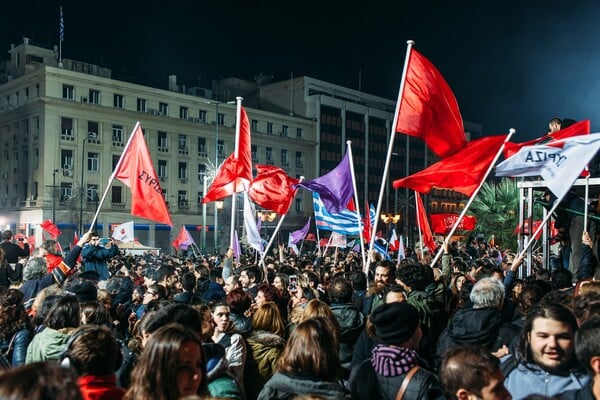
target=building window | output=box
[60,182,73,201]
[217,113,225,126]
[35,83,40,97]
[217,140,225,161]
[61,117,74,138]
[178,162,188,181]
[88,121,99,140]
[89,89,100,104]
[199,109,207,123]
[86,184,99,202]
[87,152,99,172]
[178,134,188,155]
[197,137,207,157]
[158,160,167,180]
[111,186,122,203]
[137,98,146,112]
[295,197,302,212]
[266,147,273,164]
[281,125,288,137]
[180,106,188,119]
[113,94,124,108]
[61,149,73,171]
[159,102,168,115]
[62,84,74,100]
[197,164,206,180]
[251,145,258,163]
[251,119,258,132]
[295,151,303,169]
[267,122,273,134]
[281,149,289,167]
[112,125,123,144]
[178,191,188,207]
[296,128,303,138]
[158,131,168,151]
[112,155,120,170]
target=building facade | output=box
[0,38,317,252]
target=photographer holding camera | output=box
[81,231,119,281]
[0,230,30,287]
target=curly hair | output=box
[395,263,430,291]
[0,289,32,339]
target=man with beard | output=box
[362,261,395,316]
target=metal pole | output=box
[202,175,207,254]
[52,169,58,222]
[214,103,219,252]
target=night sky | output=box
[3,0,600,141]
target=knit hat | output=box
[23,257,47,281]
[71,281,98,303]
[370,302,420,346]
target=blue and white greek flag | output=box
[313,192,362,235]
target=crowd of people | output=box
[0,225,598,400]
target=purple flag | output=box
[297,148,354,214]
[290,217,311,244]
[233,230,242,259]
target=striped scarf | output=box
[371,344,418,377]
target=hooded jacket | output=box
[257,372,350,400]
[245,330,286,399]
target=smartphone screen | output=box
[289,275,298,292]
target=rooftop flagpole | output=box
[58,7,64,68]
[368,40,415,267]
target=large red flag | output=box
[430,213,477,234]
[40,220,61,238]
[362,201,372,244]
[202,107,252,203]
[393,135,507,196]
[248,165,299,215]
[396,48,467,158]
[114,123,172,225]
[503,119,590,159]
[415,193,435,253]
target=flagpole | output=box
[345,141,368,272]
[415,192,425,262]
[584,170,590,232]
[517,198,561,261]
[229,97,244,251]
[429,129,515,267]
[369,40,415,268]
[58,7,63,68]
[88,121,141,233]
[259,213,287,266]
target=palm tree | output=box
[468,178,522,250]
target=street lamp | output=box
[257,210,277,238]
[78,134,92,234]
[215,200,224,252]
[381,213,401,236]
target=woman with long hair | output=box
[258,317,348,400]
[124,323,208,400]
[0,289,33,367]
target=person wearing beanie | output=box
[349,302,444,400]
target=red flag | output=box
[503,120,590,159]
[393,135,507,196]
[172,225,194,250]
[415,193,435,253]
[115,123,172,225]
[389,229,400,252]
[362,201,372,244]
[73,231,82,263]
[430,214,477,234]
[203,107,252,203]
[305,233,317,242]
[515,220,559,240]
[248,165,299,214]
[40,220,61,238]
[396,48,467,158]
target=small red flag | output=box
[430,214,477,234]
[362,201,372,244]
[248,165,299,214]
[114,123,172,225]
[203,107,252,203]
[393,135,507,196]
[415,193,435,253]
[396,48,466,158]
[172,225,194,250]
[40,220,61,238]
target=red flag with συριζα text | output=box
[114,123,172,225]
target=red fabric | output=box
[114,124,172,225]
[346,199,356,212]
[389,229,399,251]
[396,48,466,158]
[46,253,63,272]
[40,220,61,238]
[172,225,193,250]
[248,165,299,214]
[415,193,435,253]
[393,135,507,196]
[73,232,82,263]
[430,214,477,234]
[515,220,558,240]
[78,375,125,400]
[503,120,590,159]
[305,233,317,242]
[203,107,252,203]
[362,201,372,244]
